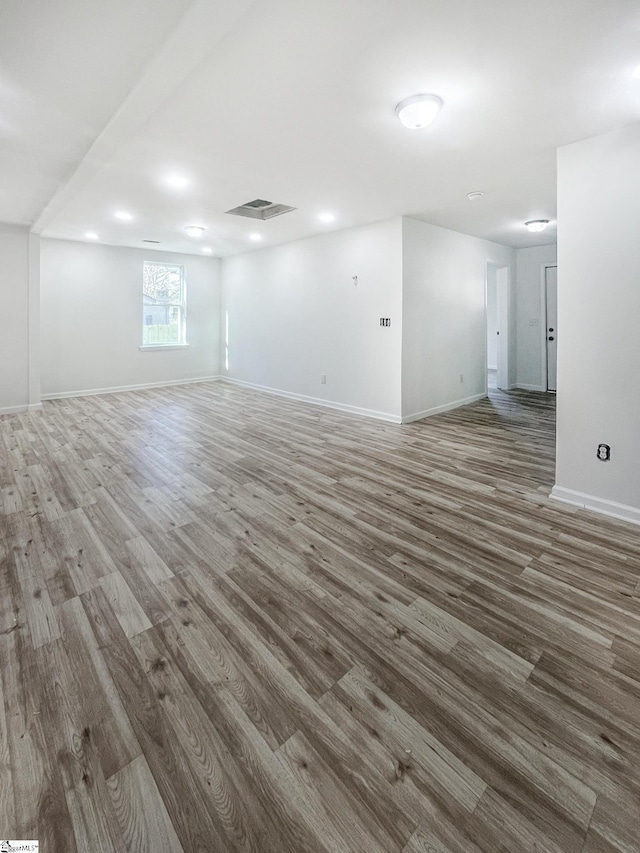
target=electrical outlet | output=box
[320,374,326,385]
[380,318,391,327]
[597,443,610,461]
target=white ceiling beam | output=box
[31,0,259,233]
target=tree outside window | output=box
[142,262,186,346]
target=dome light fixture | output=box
[184,225,206,237]
[166,174,189,189]
[525,219,549,233]
[395,94,442,129]
[467,191,484,201]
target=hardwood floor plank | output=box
[1,628,76,847]
[156,578,299,749]
[106,755,185,853]
[125,535,175,584]
[466,786,570,853]
[186,561,348,701]
[1,382,639,851]
[402,825,484,853]
[13,542,61,649]
[275,729,398,853]
[45,507,119,596]
[409,595,535,683]
[530,648,640,734]
[228,554,356,686]
[35,636,129,850]
[0,652,15,834]
[182,564,417,848]
[129,626,278,853]
[83,495,172,627]
[580,789,640,853]
[57,596,141,779]
[99,571,154,639]
[322,666,487,813]
[81,586,231,852]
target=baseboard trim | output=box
[516,383,546,392]
[550,486,640,527]
[223,377,402,423]
[402,392,486,424]
[42,375,222,401]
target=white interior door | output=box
[545,266,557,391]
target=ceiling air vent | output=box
[225,199,296,220]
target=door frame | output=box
[485,262,511,392]
[539,263,558,392]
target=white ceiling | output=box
[2,0,640,256]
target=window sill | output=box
[139,344,190,351]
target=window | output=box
[142,262,186,346]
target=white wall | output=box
[486,266,498,370]
[0,225,32,413]
[40,240,220,397]
[554,123,640,522]
[401,217,515,421]
[515,244,557,390]
[221,218,403,421]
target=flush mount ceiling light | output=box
[395,94,442,129]
[525,219,549,233]
[114,210,133,221]
[318,212,335,223]
[166,174,189,189]
[249,233,262,242]
[184,225,206,237]
[467,191,484,201]
[84,231,99,240]
[202,247,213,254]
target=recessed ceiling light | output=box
[467,191,484,201]
[395,94,442,129]
[249,233,262,241]
[318,212,335,223]
[184,225,206,237]
[632,64,640,79]
[114,211,133,221]
[165,174,189,189]
[202,247,213,254]
[85,231,99,240]
[525,219,550,233]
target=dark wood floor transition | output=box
[1,383,639,852]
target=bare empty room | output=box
[1,1,640,851]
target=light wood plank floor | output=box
[1,382,639,852]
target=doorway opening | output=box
[486,263,510,392]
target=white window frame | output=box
[141,261,188,349]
